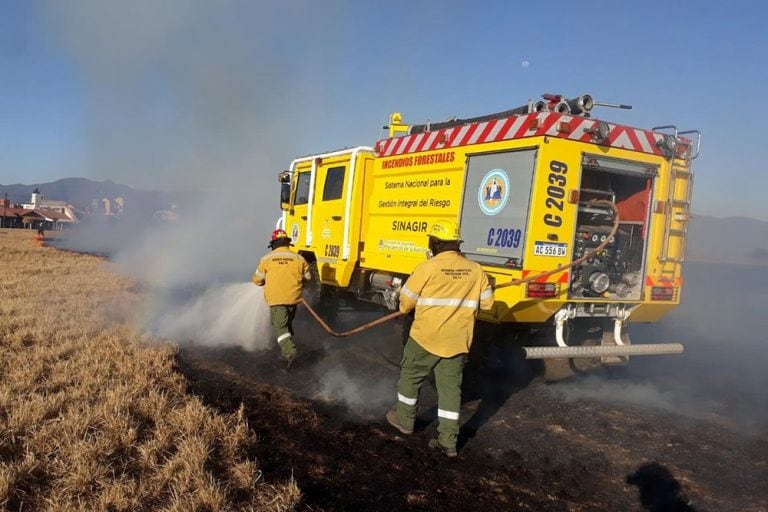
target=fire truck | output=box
[275,94,701,374]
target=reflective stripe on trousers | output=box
[437,408,459,421]
[395,337,465,449]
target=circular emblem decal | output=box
[477,169,510,216]
[291,223,300,243]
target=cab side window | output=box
[322,166,346,201]
[295,172,311,205]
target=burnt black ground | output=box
[175,262,768,511]
[176,309,768,511]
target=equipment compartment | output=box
[569,155,656,301]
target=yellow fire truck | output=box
[276,94,700,370]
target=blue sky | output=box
[2,1,767,220]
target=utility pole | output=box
[1,192,6,229]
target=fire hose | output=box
[300,298,403,338]
[301,200,620,337]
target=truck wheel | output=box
[318,284,339,322]
[304,261,322,305]
[542,358,574,381]
[304,262,339,323]
[569,321,603,373]
[542,320,602,381]
[522,325,576,382]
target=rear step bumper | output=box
[522,343,684,359]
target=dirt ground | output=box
[176,310,768,512]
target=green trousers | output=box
[396,337,466,449]
[269,305,297,360]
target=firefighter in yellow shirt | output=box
[252,229,311,367]
[386,219,494,457]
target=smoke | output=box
[284,312,400,416]
[548,376,719,422]
[40,0,348,191]
[38,0,355,259]
[30,5,298,357]
[314,362,394,414]
[549,262,768,432]
[108,202,267,288]
[37,4,332,324]
[36,3,410,413]
[149,282,271,350]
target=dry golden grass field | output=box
[0,229,300,511]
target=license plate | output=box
[534,241,567,257]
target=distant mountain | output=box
[687,214,768,265]
[0,178,200,220]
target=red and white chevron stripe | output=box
[375,112,667,157]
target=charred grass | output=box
[0,230,300,511]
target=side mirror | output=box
[278,171,292,211]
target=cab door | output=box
[289,166,312,248]
[314,160,349,283]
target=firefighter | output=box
[252,228,311,367]
[386,219,494,457]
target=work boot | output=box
[428,438,458,458]
[385,408,413,435]
[282,352,296,370]
[280,339,297,370]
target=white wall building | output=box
[19,188,78,228]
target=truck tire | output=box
[542,320,603,381]
[304,262,338,322]
[569,321,603,373]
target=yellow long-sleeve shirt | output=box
[399,251,494,358]
[252,246,311,306]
